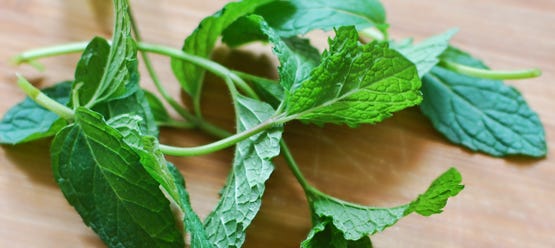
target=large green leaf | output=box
[0,81,71,144]
[203,96,283,248]
[51,108,184,248]
[420,47,547,157]
[222,0,387,47]
[303,168,463,244]
[286,26,422,127]
[170,0,274,98]
[107,112,213,247]
[258,0,387,37]
[74,0,138,107]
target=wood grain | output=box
[1,0,554,247]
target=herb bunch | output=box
[1,0,545,247]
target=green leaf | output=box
[245,15,321,91]
[168,163,214,248]
[0,81,71,145]
[301,221,373,248]
[305,168,463,242]
[392,29,457,77]
[93,89,158,137]
[108,113,213,247]
[222,0,387,47]
[249,76,284,109]
[51,108,184,248]
[203,96,283,248]
[170,0,274,98]
[286,26,422,127]
[259,0,387,37]
[143,90,171,124]
[420,47,547,157]
[74,0,138,107]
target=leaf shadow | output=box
[2,138,59,188]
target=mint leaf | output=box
[204,96,283,248]
[258,0,387,37]
[301,221,373,248]
[93,89,158,137]
[143,90,171,124]
[108,113,213,247]
[51,108,184,248]
[170,0,274,98]
[222,0,387,47]
[286,26,422,127]
[0,81,71,144]
[74,0,138,107]
[304,168,463,243]
[392,29,457,77]
[168,163,214,248]
[249,76,284,109]
[420,47,547,157]
[242,15,320,91]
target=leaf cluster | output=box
[1,0,545,247]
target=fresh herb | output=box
[2,0,545,247]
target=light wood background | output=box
[1,0,554,247]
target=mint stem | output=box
[279,140,313,193]
[13,41,260,103]
[159,118,275,157]
[440,60,542,80]
[127,6,196,123]
[16,74,74,120]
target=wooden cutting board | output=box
[1,0,554,247]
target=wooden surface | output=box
[1,0,554,247]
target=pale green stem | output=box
[440,60,542,80]
[15,74,74,120]
[127,5,196,123]
[159,119,275,156]
[279,140,313,192]
[359,27,385,41]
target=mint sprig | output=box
[1,0,545,247]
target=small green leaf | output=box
[286,26,422,127]
[243,15,320,91]
[143,90,171,124]
[301,221,373,248]
[168,163,214,248]
[203,96,283,248]
[93,89,158,137]
[170,0,274,98]
[420,47,547,157]
[249,76,284,109]
[73,0,138,107]
[306,168,462,242]
[51,108,184,248]
[392,29,458,77]
[0,81,71,144]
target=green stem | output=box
[440,60,542,80]
[16,74,74,120]
[359,27,385,41]
[159,118,275,156]
[11,42,89,66]
[127,5,196,123]
[157,119,196,129]
[11,41,243,139]
[279,140,313,192]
